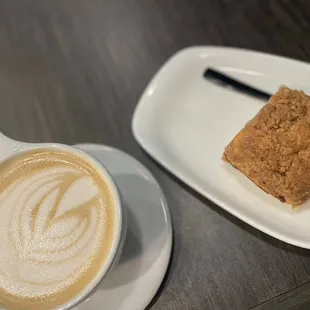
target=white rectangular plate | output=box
[132,46,310,248]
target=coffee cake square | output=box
[223,86,310,206]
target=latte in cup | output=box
[0,148,117,310]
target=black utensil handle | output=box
[204,68,271,101]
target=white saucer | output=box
[73,144,172,310]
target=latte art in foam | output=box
[0,149,116,310]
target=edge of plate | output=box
[131,46,310,249]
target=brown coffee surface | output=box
[0,148,116,310]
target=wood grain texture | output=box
[250,282,310,310]
[0,1,310,309]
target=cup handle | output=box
[0,132,27,159]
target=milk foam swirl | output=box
[0,149,115,310]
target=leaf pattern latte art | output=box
[0,149,115,310]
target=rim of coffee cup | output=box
[0,133,124,310]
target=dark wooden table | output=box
[1,1,310,309]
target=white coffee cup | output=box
[0,132,127,310]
